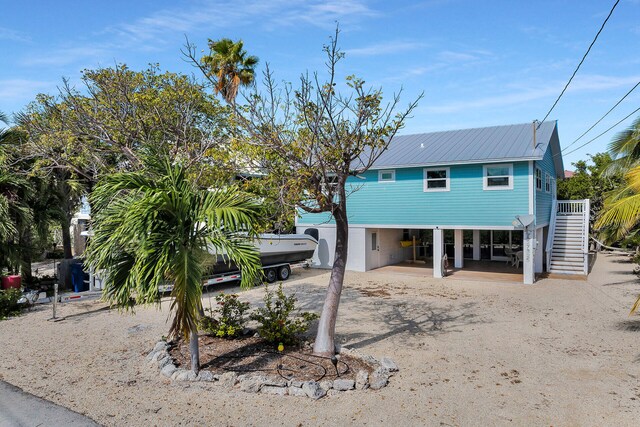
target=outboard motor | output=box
[303,228,319,242]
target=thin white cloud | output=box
[110,0,375,44]
[427,74,640,114]
[0,79,54,100]
[0,26,31,43]
[20,46,109,67]
[345,41,428,57]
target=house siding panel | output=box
[298,161,530,227]
[535,144,556,225]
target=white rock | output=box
[218,372,238,388]
[265,377,288,387]
[261,385,287,395]
[288,386,307,397]
[319,380,333,391]
[239,375,268,393]
[153,341,168,352]
[197,371,215,382]
[332,379,355,391]
[160,364,177,378]
[302,381,327,400]
[157,356,172,370]
[355,370,369,390]
[175,370,197,381]
[380,357,398,372]
[171,369,188,380]
[369,367,389,390]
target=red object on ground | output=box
[1,275,21,290]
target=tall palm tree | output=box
[85,156,262,373]
[201,38,258,104]
[595,116,640,314]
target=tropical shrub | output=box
[200,293,250,338]
[0,288,22,319]
[250,284,319,345]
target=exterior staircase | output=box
[546,200,590,275]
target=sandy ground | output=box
[1,253,639,426]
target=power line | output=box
[562,106,640,157]
[562,80,640,152]
[537,0,620,129]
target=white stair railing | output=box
[545,200,558,272]
[582,199,590,274]
[547,199,590,275]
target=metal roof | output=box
[370,121,560,171]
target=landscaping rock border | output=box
[145,340,397,399]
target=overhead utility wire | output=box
[537,0,620,129]
[561,106,640,157]
[562,80,640,153]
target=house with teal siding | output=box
[295,121,588,284]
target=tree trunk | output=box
[313,201,349,356]
[60,216,73,259]
[189,323,200,374]
[19,228,33,286]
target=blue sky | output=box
[1,0,639,167]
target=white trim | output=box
[367,156,544,170]
[378,169,396,182]
[423,167,450,192]
[483,163,513,190]
[545,172,551,193]
[535,166,543,191]
[528,161,534,215]
[297,223,520,230]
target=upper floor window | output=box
[545,173,551,193]
[535,167,542,191]
[483,164,513,190]
[378,169,395,182]
[423,167,450,192]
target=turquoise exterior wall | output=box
[298,161,531,227]
[535,145,556,225]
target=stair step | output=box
[552,255,584,260]
[550,261,584,267]
[549,269,585,275]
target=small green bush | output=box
[250,283,319,345]
[0,288,22,320]
[200,293,250,338]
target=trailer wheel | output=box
[264,268,277,283]
[278,265,291,281]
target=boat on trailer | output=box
[205,231,318,284]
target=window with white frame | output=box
[535,167,542,190]
[483,164,513,190]
[423,167,450,191]
[378,169,395,182]
[545,173,551,193]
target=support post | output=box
[454,229,463,269]
[523,228,536,284]
[52,283,58,319]
[412,235,416,264]
[534,227,544,273]
[433,228,444,278]
[473,230,481,261]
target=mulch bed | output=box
[169,335,372,383]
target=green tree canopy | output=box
[85,155,262,372]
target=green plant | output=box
[0,288,22,319]
[250,283,319,345]
[200,293,250,338]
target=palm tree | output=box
[595,116,640,314]
[201,38,258,104]
[84,156,262,373]
[605,116,640,175]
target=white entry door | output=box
[368,229,381,270]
